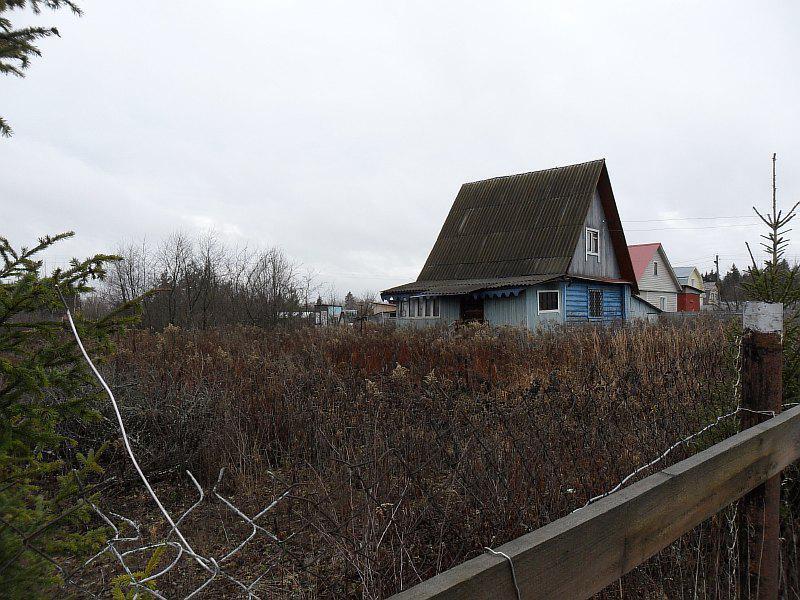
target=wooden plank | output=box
[390,405,800,600]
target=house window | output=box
[659,296,666,311]
[538,290,559,313]
[433,298,440,317]
[399,300,407,317]
[417,298,424,317]
[410,298,418,318]
[589,289,603,318]
[653,261,658,276]
[424,298,432,317]
[585,228,600,261]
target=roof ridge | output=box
[461,158,605,186]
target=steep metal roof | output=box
[383,159,638,297]
[627,243,682,292]
[418,159,605,281]
[628,243,661,281]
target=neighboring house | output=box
[627,243,682,312]
[673,266,704,312]
[314,303,343,326]
[381,159,643,329]
[369,301,396,318]
[703,279,721,307]
[362,301,397,323]
[628,294,663,322]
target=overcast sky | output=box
[3,1,799,296]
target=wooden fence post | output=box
[738,301,783,600]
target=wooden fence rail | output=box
[390,404,800,600]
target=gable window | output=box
[538,290,559,313]
[589,289,603,318]
[585,228,600,261]
[653,261,658,276]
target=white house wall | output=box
[637,247,680,312]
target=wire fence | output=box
[5,316,800,598]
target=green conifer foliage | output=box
[743,154,800,402]
[1,1,82,136]
[0,231,135,598]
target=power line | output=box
[622,215,759,223]
[624,224,758,232]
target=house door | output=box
[460,295,484,321]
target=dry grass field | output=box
[79,320,799,598]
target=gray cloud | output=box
[3,0,799,294]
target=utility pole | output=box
[715,254,720,280]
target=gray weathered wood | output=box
[390,405,800,600]
[739,302,784,599]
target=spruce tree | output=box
[743,153,800,402]
[0,231,136,597]
[1,0,82,137]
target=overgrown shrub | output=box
[88,318,796,598]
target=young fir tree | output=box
[743,153,800,402]
[1,0,82,137]
[0,232,137,598]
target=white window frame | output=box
[659,296,666,311]
[537,289,560,314]
[585,227,600,262]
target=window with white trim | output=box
[585,228,600,261]
[537,290,559,313]
[659,296,666,311]
[589,289,603,318]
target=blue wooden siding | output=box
[524,283,563,330]
[484,292,527,327]
[393,283,632,329]
[565,282,625,323]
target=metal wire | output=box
[54,297,291,598]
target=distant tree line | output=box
[704,258,797,310]
[92,231,321,329]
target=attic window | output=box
[585,228,600,262]
[653,261,658,276]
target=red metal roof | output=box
[627,243,661,281]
